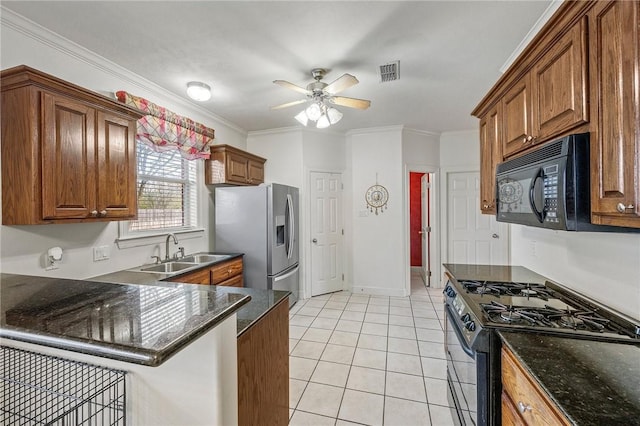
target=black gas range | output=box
[442,272,640,426]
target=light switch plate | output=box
[93,245,110,261]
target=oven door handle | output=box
[445,304,476,359]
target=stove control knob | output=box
[444,287,456,298]
[465,321,476,332]
[461,313,471,323]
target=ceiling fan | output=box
[271,68,371,128]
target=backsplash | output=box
[510,224,640,320]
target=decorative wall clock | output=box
[365,184,389,215]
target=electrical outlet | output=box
[530,240,537,258]
[93,245,110,262]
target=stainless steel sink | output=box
[140,262,198,273]
[181,254,230,264]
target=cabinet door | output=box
[502,75,533,158]
[247,159,264,185]
[41,92,96,219]
[211,258,243,285]
[501,392,525,426]
[532,17,588,140]
[96,111,137,219]
[589,0,640,228]
[479,104,502,214]
[226,152,250,184]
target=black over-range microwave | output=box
[495,133,636,232]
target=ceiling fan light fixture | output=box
[186,81,211,102]
[295,110,309,126]
[316,114,330,129]
[305,102,322,121]
[327,107,343,124]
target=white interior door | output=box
[310,172,343,296]
[447,172,509,264]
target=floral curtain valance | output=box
[116,91,215,160]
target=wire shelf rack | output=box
[1,346,126,425]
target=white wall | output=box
[439,130,479,168]
[247,128,346,299]
[346,127,405,296]
[0,11,247,279]
[511,226,640,320]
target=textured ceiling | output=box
[2,1,552,133]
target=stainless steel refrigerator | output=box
[214,183,299,306]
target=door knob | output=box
[492,234,499,239]
[312,238,318,243]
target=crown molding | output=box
[346,125,406,136]
[402,127,441,138]
[499,0,564,73]
[0,6,247,136]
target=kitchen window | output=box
[118,143,200,241]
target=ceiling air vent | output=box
[379,61,400,83]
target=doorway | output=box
[406,168,439,294]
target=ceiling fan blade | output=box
[324,73,359,95]
[270,99,308,110]
[329,96,371,110]
[273,80,311,95]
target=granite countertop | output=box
[443,263,548,284]
[0,273,250,366]
[92,255,290,336]
[499,331,640,425]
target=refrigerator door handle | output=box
[286,193,295,259]
[273,264,299,282]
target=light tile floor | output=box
[288,274,455,426]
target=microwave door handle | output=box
[529,167,546,223]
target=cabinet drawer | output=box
[167,268,211,285]
[501,348,569,425]
[211,258,243,284]
[217,274,243,287]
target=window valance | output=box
[116,91,215,160]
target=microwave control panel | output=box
[543,164,559,223]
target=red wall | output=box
[410,172,425,266]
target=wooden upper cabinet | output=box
[205,144,266,186]
[503,18,588,159]
[502,75,533,158]
[479,103,502,214]
[589,0,640,228]
[96,111,138,219]
[531,17,588,140]
[1,66,142,225]
[41,92,97,220]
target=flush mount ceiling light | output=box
[271,68,371,129]
[186,81,211,102]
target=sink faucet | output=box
[165,233,178,261]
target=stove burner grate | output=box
[460,280,555,300]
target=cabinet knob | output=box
[90,210,98,217]
[492,234,499,239]
[522,135,535,144]
[616,203,635,213]
[312,238,318,243]
[517,401,532,413]
[99,210,107,217]
[483,204,490,209]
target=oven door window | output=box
[445,305,477,425]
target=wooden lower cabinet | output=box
[166,257,243,287]
[501,347,570,426]
[237,298,289,426]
